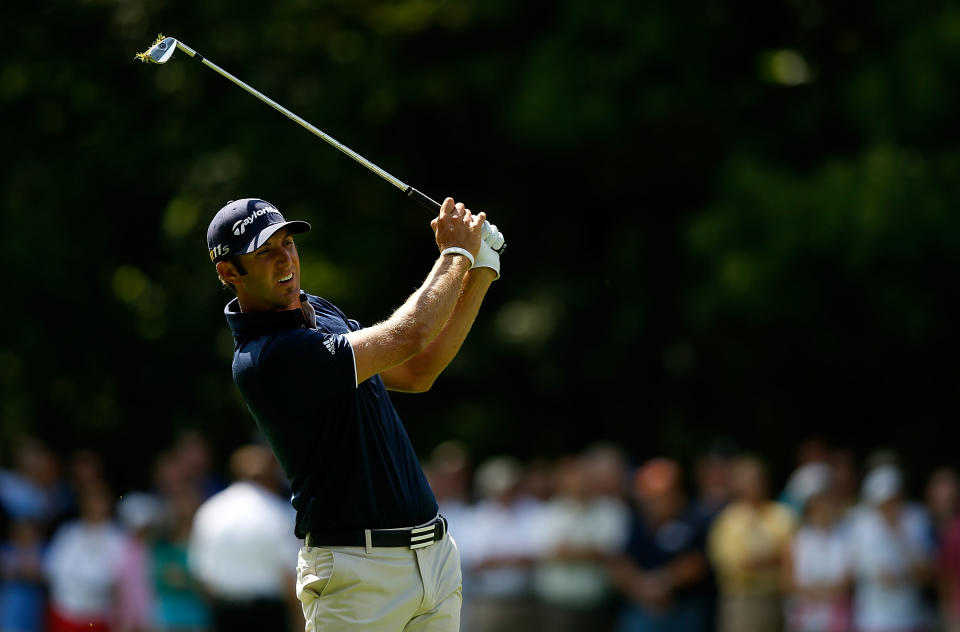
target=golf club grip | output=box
[405,186,442,212]
[405,187,507,255]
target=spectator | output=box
[459,457,543,632]
[693,442,736,632]
[939,508,960,632]
[610,458,711,632]
[708,455,795,632]
[582,443,630,501]
[694,442,735,524]
[0,500,8,543]
[782,443,831,515]
[927,467,959,540]
[0,517,47,632]
[153,450,198,512]
[926,467,958,630]
[847,464,934,632]
[524,458,557,503]
[25,442,71,528]
[532,454,629,631]
[59,449,109,533]
[781,463,852,632]
[426,440,473,535]
[827,450,859,520]
[151,483,209,632]
[188,445,301,632]
[172,432,225,501]
[45,482,127,632]
[0,438,67,525]
[425,440,475,630]
[69,450,106,497]
[795,439,832,469]
[115,493,162,632]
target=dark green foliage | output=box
[2,0,957,484]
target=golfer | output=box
[207,196,501,631]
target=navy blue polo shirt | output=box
[225,293,438,538]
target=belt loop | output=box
[364,529,373,554]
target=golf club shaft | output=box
[174,41,406,192]
[173,40,504,253]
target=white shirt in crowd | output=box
[188,481,300,600]
[788,523,851,631]
[532,495,630,608]
[792,525,850,588]
[847,503,934,631]
[456,496,546,598]
[44,521,127,619]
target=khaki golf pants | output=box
[296,534,461,631]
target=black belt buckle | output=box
[409,516,445,550]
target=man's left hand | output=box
[482,222,505,252]
[472,238,501,280]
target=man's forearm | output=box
[346,254,472,384]
[395,255,474,344]
[384,268,494,391]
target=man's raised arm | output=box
[344,198,484,385]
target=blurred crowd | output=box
[426,438,960,632]
[0,432,303,632]
[3,434,960,632]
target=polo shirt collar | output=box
[225,297,309,342]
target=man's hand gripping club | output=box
[432,199,486,264]
[434,201,504,279]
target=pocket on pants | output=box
[440,535,463,598]
[297,547,337,603]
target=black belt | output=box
[305,515,447,550]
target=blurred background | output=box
[3,0,960,630]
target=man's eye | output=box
[257,249,270,256]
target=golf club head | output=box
[145,37,178,64]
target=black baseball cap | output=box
[206,198,310,263]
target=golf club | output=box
[136,35,506,254]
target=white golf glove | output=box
[482,222,505,252]
[472,236,501,280]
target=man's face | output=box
[230,228,302,311]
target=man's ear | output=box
[216,260,242,287]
